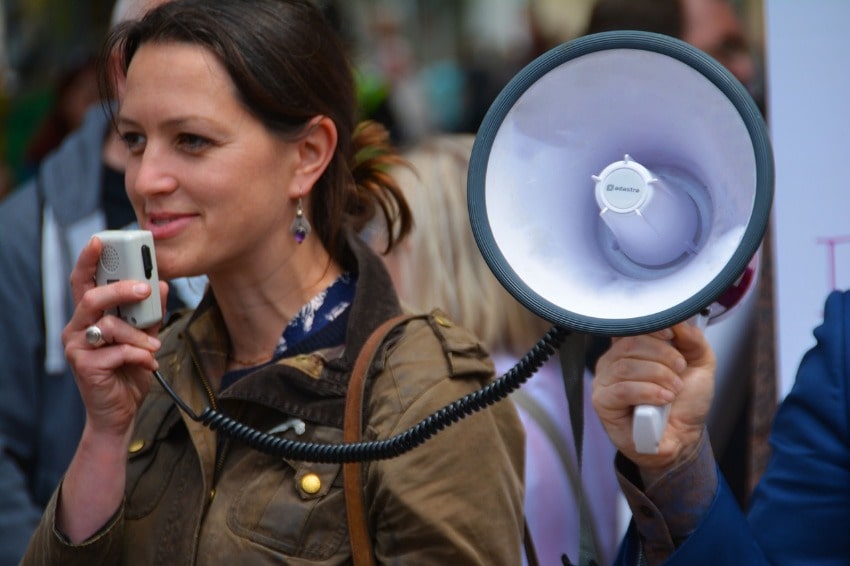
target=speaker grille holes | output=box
[100,245,120,273]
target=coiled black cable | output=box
[153,324,570,463]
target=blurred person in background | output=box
[0,164,10,201]
[353,5,430,148]
[373,133,624,566]
[0,3,14,201]
[587,0,762,111]
[0,1,197,562]
[19,53,100,180]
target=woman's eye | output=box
[121,132,146,153]
[177,133,212,153]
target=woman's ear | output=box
[292,115,337,196]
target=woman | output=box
[23,1,525,563]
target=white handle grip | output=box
[633,403,671,454]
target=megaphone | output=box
[467,31,773,453]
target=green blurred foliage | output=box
[2,0,113,189]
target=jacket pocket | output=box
[124,399,189,519]
[226,423,348,560]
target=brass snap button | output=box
[300,473,322,495]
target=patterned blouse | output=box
[220,271,356,390]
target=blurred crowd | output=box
[0,0,764,202]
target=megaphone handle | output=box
[632,310,710,454]
[632,403,672,454]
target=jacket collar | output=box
[336,228,404,364]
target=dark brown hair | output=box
[98,0,412,263]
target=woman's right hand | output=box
[62,235,166,439]
[55,235,169,543]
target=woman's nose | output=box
[129,147,178,196]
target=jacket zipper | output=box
[188,350,229,502]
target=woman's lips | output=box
[144,214,195,239]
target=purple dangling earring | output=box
[290,196,311,244]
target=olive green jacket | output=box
[24,233,526,565]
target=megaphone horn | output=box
[467,31,773,453]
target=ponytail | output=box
[347,120,413,253]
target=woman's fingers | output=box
[78,315,161,352]
[70,236,103,305]
[70,339,160,373]
[64,280,155,350]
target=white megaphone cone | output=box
[467,30,773,454]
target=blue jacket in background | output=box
[0,106,112,564]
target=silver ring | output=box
[85,325,105,347]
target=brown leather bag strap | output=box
[343,314,415,566]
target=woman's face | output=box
[118,41,300,280]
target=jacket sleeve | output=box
[612,431,767,565]
[745,289,850,563]
[363,314,526,565]
[614,472,766,565]
[22,484,125,565]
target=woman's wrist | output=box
[56,421,131,543]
